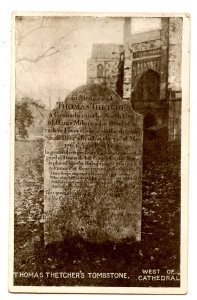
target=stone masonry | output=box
[87,17,183,141]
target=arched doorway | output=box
[131,69,167,142]
[132,69,162,140]
[133,69,160,102]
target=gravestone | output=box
[44,84,143,245]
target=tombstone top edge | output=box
[65,83,122,102]
[50,83,143,120]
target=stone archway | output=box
[132,69,160,103]
[132,69,164,141]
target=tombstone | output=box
[44,84,143,245]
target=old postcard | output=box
[9,12,190,294]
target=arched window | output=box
[97,64,104,78]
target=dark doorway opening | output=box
[133,69,160,102]
[143,113,157,140]
[144,112,157,129]
[131,69,165,141]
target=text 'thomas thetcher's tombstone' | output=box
[44,84,143,245]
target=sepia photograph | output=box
[9,13,190,294]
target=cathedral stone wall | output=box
[86,18,182,141]
[167,17,182,141]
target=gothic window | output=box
[97,64,104,78]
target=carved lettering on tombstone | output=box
[44,84,143,245]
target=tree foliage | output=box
[15,98,45,139]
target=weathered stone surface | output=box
[44,84,143,245]
[168,18,182,91]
